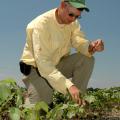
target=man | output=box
[20,0,104,105]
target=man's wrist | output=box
[88,42,95,55]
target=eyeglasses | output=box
[65,3,82,19]
[68,13,81,19]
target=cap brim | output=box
[69,2,90,12]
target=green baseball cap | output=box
[64,0,89,12]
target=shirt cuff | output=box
[81,41,93,57]
[65,79,74,89]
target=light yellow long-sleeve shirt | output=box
[21,8,91,94]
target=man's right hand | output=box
[68,85,86,106]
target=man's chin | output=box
[65,21,72,24]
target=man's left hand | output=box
[89,39,104,54]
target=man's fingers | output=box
[95,41,104,51]
[72,94,83,106]
[78,98,82,105]
[72,93,78,101]
[92,40,104,52]
[82,99,86,106]
[71,93,87,106]
[71,93,80,104]
[68,85,85,106]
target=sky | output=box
[0,0,120,88]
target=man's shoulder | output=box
[27,8,56,29]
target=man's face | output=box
[61,2,82,24]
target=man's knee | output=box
[76,53,95,66]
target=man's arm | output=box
[71,21,92,57]
[32,27,74,94]
[70,21,104,105]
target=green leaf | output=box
[84,95,96,103]
[16,89,23,107]
[9,107,21,120]
[47,104,62,119]
[60,104,68,110]
[78,107,85,113]
[0,79,16,86]
[23,108,37,120]
[35,101,49,113]
[0,83,11,103]
[67,110,76,119]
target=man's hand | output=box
[89,39,104,54]
[68,85,86,106]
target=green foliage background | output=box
[0,79,120,120]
